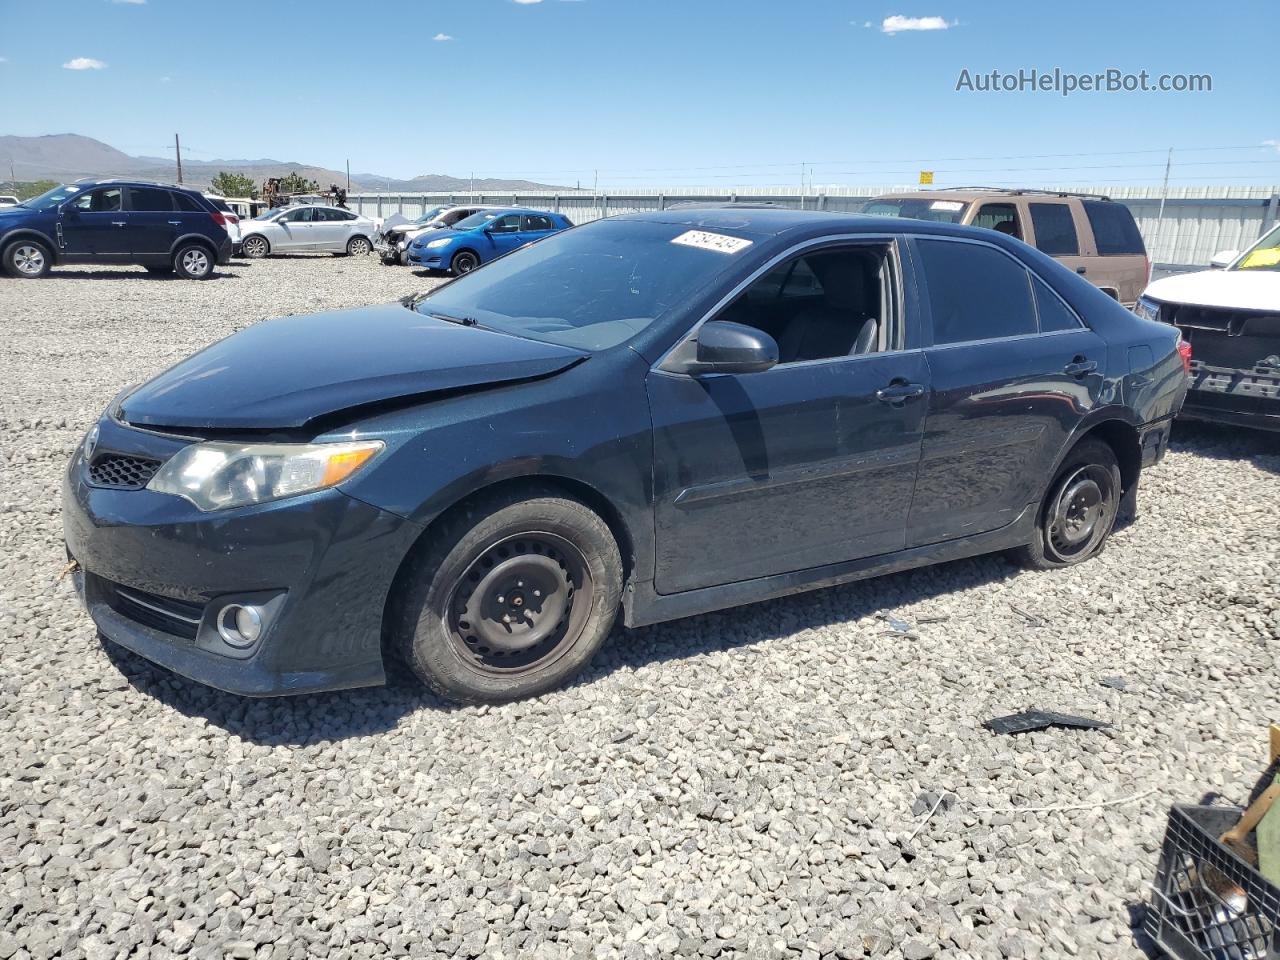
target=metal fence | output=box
[346,184,1280,271]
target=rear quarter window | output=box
[1083,200,1146,256]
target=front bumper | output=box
[1179,365,1280,433]
[405,248,446,269]
[62,417,422,696]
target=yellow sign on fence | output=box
[919,170,934,185]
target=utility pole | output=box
[1153,147,1173,274]
[174,133,183,184]
[346,158,350,193]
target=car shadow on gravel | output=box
[48,269,243,281]
[101,551,1019,745]
[1171,421,1280,475]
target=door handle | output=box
[111,220,127,227]
[1076,267,1087,274]
[168,220,182,225]
[875,381,926,404]
[1064,357,1098,377]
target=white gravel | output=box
[1,254,1278,960]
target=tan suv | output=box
[862,189,1149,306]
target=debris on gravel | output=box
[1,256,1278,959]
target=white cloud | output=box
[160,75,171,83]
[1264,139,1280,154]
[110,0,147,4]
[433,32,453,41]
[63,57,107,70]
[0,57,7,63]
[881,15,953,34]
[513,0,543,5]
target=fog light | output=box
[217,603,263,648]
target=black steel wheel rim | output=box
[445,532,594,675]
[1045,464,1111,562]
[455,253,477,273]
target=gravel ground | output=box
[2,255,1278,960]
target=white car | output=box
[376,205,495,265]
[1136,223,1280,432]
[205,196,242,248]
[238,205,378,258]
[0,195,18,208]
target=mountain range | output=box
[0,134,559,193]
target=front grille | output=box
[87,454,162,490]
[109,584,205,640]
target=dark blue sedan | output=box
[63,206,1187,703]
[405,207,572,275]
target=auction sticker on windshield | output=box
[671,230,754,254]
[930,200,965,211]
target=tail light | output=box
[209,211,227,227]
[1177,338,1192,374]
[225,214,239,225]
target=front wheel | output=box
[241,235,269,259]
[391,488,623,704]
[173,243,214,280]
[1009,438,1122,570]
[450,250,479,275]
[3,239,52,278]
[346,235,371,256]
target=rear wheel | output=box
[450,250,479,275]
[391,487,623,704]
[3,239,52,278]
[1009,438,1122,570]
[241,235,269,258]
[346,235,371,256]
[173,243,214,280]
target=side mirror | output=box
[683,321,778,375]
[1209,249,1238,269]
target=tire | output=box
[1008,438,1122,570]
[346,235,371,256]
[391,486,623,704]
[3,239,52,278]
[450,250,480,275]
[173,243,214,280]
[241,235,269,258]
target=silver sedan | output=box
[239,205,378,258]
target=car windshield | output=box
[1234,224,1280,272]
[18,184,84,210]
[451,211,503,231]
[253,208,283,220]
[415,207,448,224]
[860,197,970,223]
[409,219,746,351]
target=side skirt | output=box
[621,503,1038,629]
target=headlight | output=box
[147,440,384,511]
[1133,297,1161,322]
[425,237,452,249]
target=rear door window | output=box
[173,192,203,212]
[1083,200,1146,255]
[522,214,555,232]
[128,187,174,212]
[1028,203,1080,256]
[916,239,1036,344]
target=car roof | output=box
[867,188,1115,203]
[77,177,203,193]
[613,205,1008,242]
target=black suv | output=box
[0,179,234,279]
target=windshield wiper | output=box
[428,310,480,327]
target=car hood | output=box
[1145,269,1280,311]
[119,303,587,430]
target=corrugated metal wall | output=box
[347,184,1280,270]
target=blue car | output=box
[64,206,1186,704]
[0,179,234,280]
[406,207,572,275]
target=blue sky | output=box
[2,0,1277,188]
